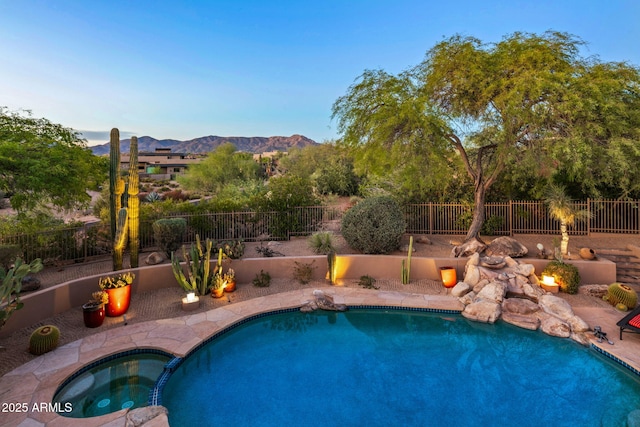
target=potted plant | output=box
[99,272,135,317]
[82,291,108,328]
[223,268,236,292]
[211,273,226,298]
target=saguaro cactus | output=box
[109,128,121,244]
[109,129,140,270]
[128,136,140,268]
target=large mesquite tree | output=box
[332,31,640,256]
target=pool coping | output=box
[1,287,638,427]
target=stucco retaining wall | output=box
[1,255,615,337]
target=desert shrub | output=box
[456,211,504,235]
[153,218,187,256]
[293,260,316,284]
[358,275,378,289]
[308,232,335,254]
[215,239,245,259]
[341,196,406,254]
[541,261,581,294]
[252,270,271,287]
[163,190,189,202]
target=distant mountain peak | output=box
[90,134,318,155]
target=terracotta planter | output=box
[579,248,596,260]
[224,280,236,293]
[104,285,131,317]
[212,287,225,298]
[440,267,457,288]
[82,303,105,328]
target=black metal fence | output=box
[1,200,638,265]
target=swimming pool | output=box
[159,308,640,426]
[53,350,171,418]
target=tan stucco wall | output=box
[1,255,615,337]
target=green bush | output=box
[153,218,187,256]
[341,196,406,254]
[541,261,581,294]
[456,211,504,235]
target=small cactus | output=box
[401,236,413,284]
[605,283,637,309]
[29,325,60,355]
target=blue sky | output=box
[1,0,638,146]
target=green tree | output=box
[281,143,360,196]
[178,142,263,195]
[333,31,640,255]
[0,108,108,214]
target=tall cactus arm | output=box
[171,251,194,293]
[113,207,128,270]
[109,128,121,241]
[128,136,140,268]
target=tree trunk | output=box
[465,184,487,244]
[452,181,489,257]
[560,222,569,255]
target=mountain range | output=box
[90,134,319,155]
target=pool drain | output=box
[121,400,134,409]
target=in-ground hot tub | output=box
[52,349,173,418]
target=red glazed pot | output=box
[82,303,105,328]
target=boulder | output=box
[484,236,528,258]
[475,281,507,304]
[21,275,41,292]
[539,314,571,338]
[462,299,501,323]
[473,279,489,294]
[415,235,432,244]
[452,240,487,257]
[458,291,476,306]
[570,331,592,346]
[501,312,540,330]
[464,264,481,286]
[479,256,506,269]
[145,252,165,265]
[502,298,540,315]
[311,290,347,312]
[566,315,590,333]
[539,295,575,322]
[451,282,471,298]
[514,263,535,277]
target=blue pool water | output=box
[161,309,640,427]
[53,351,171,418]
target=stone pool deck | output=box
[1,285,639,427]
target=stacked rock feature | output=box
[453,253,591,345]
